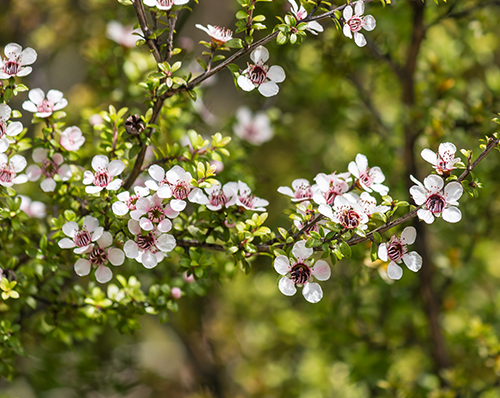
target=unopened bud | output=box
[125,115,145,135]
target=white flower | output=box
[235,181,269,212]
[58,216,104,254]
[26,148,72,192]
[409,174,463,224]
[83,155,124,194]
[348,153,389,195]
[106,21,141,48]
[288,0,324,35]
[143,0,189,11]
[196,24,233,45]
[60,126,85,151]
[0,43,37,79]
[22,88,68,118]
[112,185,150,216]
[237,46,286,97]
[123,219,176,269]
[312,172,351,205]
[74,231,125,283]
[292,201,326,235]
[130,193,177,231]
[274,240,331,303]
[358,192,390,217]
[233,107,274,145]
[378,226,422,280]
[278,178,314,202]
[0,153,28,187]
[421,142,461,175]
[0,104,23,153]
[19,195,46,218]
[342,1,376,47]
[318,193,369,230]
[201,181,237,211]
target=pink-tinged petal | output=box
[410,185,427,206]
[6,121,23,137]
[302,282,323,303]
[97,231,113,248]
[417,209,434,224]
[106,179,122,191]
[142,251,159,269]
[250,45,269,64]
[279,277,297,296]
[354,1,364,16]
[108,160,125,177]
[421,148,437,166]
[158,219,172,233]
[343,5,353,20]
[312,260,331,281]
[274,255,290,275]
[58,164,72,181]
[363,15,376,31]
[378,243,388,261]
[117,191,130,201]
[46,89,63,103]
[156,233,176,252]
[157,185,172,199]
[20,47,37,65]
[145,180,159,191]
[130,209,143,221]
[387,261,403,280]
[444,182,463,203]
[22,100,38,113]
[442,206,462,223]
[292,240,313,262]
[52,153,64,166]
[74,245,91,254]
[370,167,385,184]
[62,221,78,238]
[423,174,444,193]
[134,197,150,214]
[128,219,141,235]
[41,178,56,192]
[91,155,109,171]
[10,155,27,172]
[403,251,422,272]
[108,248,125,266]
[318,203,334,220]
[343,24,353,39]
[354,32,367,47]
[170,199,187,212]
[124,240,139,258]
[258,81,279,97]
[83,216,99,232]
[59,237,76,249]
[112,201,129,216]
[74,258,91,276]
[237,75,255,92]
[83,170,94,185]
[91,227,104,242]
[267,65,286,83]
[95,265,113,283]
[26,165,42,181]
[28,88,45,104]
[149,164,165,182]
[439,142,457,156]
[140,218,154,231]
[401,226,417,245]
[164,204,179,219]
[277,186,295,197]
[166,165,185,184]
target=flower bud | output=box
[125,115,145,135]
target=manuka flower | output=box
[233,107,274,145]
[201,181,237,211]
[312,172,350,206]
[410,174,463,224]
[74,231,125,284]
[196,24,233,46]
[22,88,68,118]
[143,0,189,11]
[112,185,150,216]
[106,21,140,48]
[0,104,23,153]
[130,193,177,231]
[124,219,176,269]
[378,226,422,280]
[342,1,376,47]
[421,142,461,176]
[83,155,124,194]
[19,195,46,219]
[237,46,286,97]
[274,240,331,303]
[278,179,314,202]
[26,148,72,192]
[235,181,269,212]
[348,153,389,195]
[0,43,37,79]
[0,153,28,187]
[58,216,104,254]
[288,0,324,35]
[318,193,369,230]
[60,126,85,151]
[358,192,390,217]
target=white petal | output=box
[59,237,76,249]
[343,5,353,20]
[403,251,422,272]
[83,216,99,232]
[277,186,295,197]
[91,227,104,242]
[75,258,91,276]
[157,185,172,198]
[318,203,334,220]
[166,165,185,184]
[62,221,79,237]
[92,155,109,171]
[108,248,125,266]
[108,160,125,176]
[32,147,47,163]
[354,1,364,16]
[149,164,165,182]
[106,179,122,191]
[267,65,286,83]
[28,88,45,105]
[6,121,23,137]
[444,182,463,203]
[124,240,139,258]
[0,104,11,120]
[26,165,42,181]
[0,139,9,153]
[83,170,94,185]
[363,15,376,31]
[95,265,113,283]
[343,24,353,39]
[258,81,279,97]
[170,199,187,212]
[292,240,313,261]
[22,100,37,113]
[158,219,172,233]
[417,209,435,224]
[20,47,37,65]
[442,206,462,223]
[302,282,323,303]
[387,262,403,280]
[41,178,56,192]
[58,164,72,181]
[86,185,103,194]
[237,75,256,92]
[423,174,444,192]
[128,219,141,235]
[274,255,290,275]
[156,233,176,252]
[97,231,113,248]
[311,260,331,281]
[378,243,388,261]
[112,201,129,216]
[421,148,437,165]
[278,277,297,296]
[10,155,27,172]
[142,251,158,269]
[47,89,63,103]
[250,45,269,64]
[401,226,417,245]
[140,218,154,231]
[354,32,367,47]
[410,185,427,206]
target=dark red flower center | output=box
[74,229,92,247]
[339,209,361,229]
[89,246,108,266]
[239,194,255,209]
[126,195,139,210]
[0,122,6,138]
[387,241,404,262]
[426,194,445,214]
[290,263,311,285]
[348,16,363,33]
[0,165,14,183]
[37,99,54,114]
[172,182,190,200]
[210,189,228,208]
[148,205,165,223]
[248,64,267,85]
[42,159,58,178]
[3,60,20,75]
[94,170,111,187]
[137,233,155,251]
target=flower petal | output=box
[442,206,462,223]
[75,258,91,276]
[421,148,437,166]
[387,261,403,280]
[378,243,388,261]
[292,240,313,262]
[444,182,463,203]
[156,233,176,252]
[108,248,125,266]
[363,15,376,31]
[417,209,435,224]
[95,265,113,283]
[108,160,125,176]
[302,282,323,303]
[400,226,417,245]
[237,75,255,92]
[274,255,290,275]
[403,251,422,272]
[278,277,297,296]
[258,81,279,97]
[312,260,331,281]
[267,65,286,83]
[59,237,76,249]
[142,251,159,269]
[354,32,367,47]
[124,240,139,258]
[97,231,113,248]
[250,45,269,64]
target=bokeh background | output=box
[2,0,500,396]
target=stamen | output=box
[290,263,311,285]
[74,229,92,247]
[94,170,111,187]
[89,246,108,266]
[339,209,361,229]
[249,65,267,85]
[137,233,156,251]
[426,194,445,214]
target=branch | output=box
[132,0,162,63]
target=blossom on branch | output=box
[233,107,274,145]
[196,24,233,46]
[0,104,23,153]
[60,126,85,151]
[358,192,390,217]
[106,21,140,48]
[19,195,46,218]
[83,155,124,194]
[274,240,331,303]
[143,0,189,11]
[22,88,68,118]
[318,193,369,230]
[201,181,237,211]
[0,153,28,187]
[0,43,37,79]
[112,185,150,216]
[410,174,463,224]
[312,172,351,206]
[130,193,177,231]
[421,142,461,175]
[26,148,72,192]
[378,226,422,280]
[348,153,389,195]
[58,216,104,254]
[237,46,286,97]
[288,0,324,35]
[342,1,376,47]
[278,178,314,202]
[235,181,269,212]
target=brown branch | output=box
[132,0,162,63]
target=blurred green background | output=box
[2,0,500,396]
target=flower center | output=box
[89,246,108,266]
[348,16,363,33]
[0,164,15,184]
[290,263,311,285]
[37,99,54,114]
[239,194,255,209]
[211,26,233,44]
[74,228,92,247]
[148,205,165,223]
[126,194,139,210]
[295,184,312,200]
[426,194,445,214]
[209,189,228,207]
[137,233,156,251]
[324,189,338,206]
[94,169,111,187]
[359,169,374,187]
[248,64,267,85]
[339,209,361,229]
[42,159,58,178]
[387,240,404,262]
[3,60,20,76]
[158,0,174,7]
[172,182,190,200]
